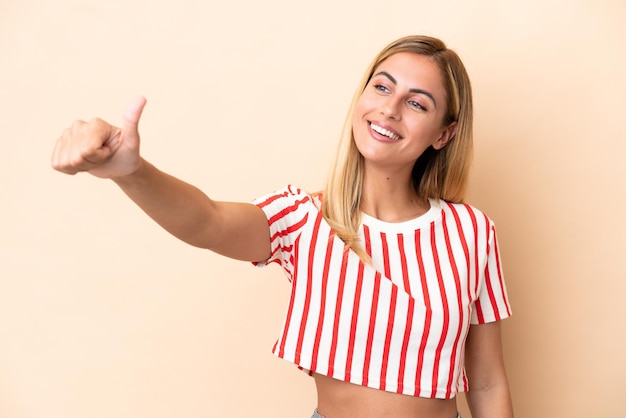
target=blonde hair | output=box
[322,35,474,258]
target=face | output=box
[352,52,457,173]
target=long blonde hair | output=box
[322,35,474,258]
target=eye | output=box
[408,99,426,111]
[373,84,390,93]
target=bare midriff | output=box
[314,373,458,418]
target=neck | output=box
[360,165,430,223]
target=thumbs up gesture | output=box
[52,97,147,179]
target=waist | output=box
[314,373,458,418]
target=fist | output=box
[51,97,147,178]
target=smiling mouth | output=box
[369,122,401,140]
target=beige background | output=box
[1,0,625,417]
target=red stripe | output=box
[380,284,397,390]
[381,232,391,278]
[262,193,309,224]
[294,211,323,364]
[461,371,469,391]
[492,226,511,317]
[378,232,395,390]
[310,229,336,372]
[441,210,465,398]
[255,191,285,208]
[449,203,472,303]
[364,225,373,257]
[345,225,370,381]
[397,234,411,293]
[466,206,480,296]
[484,279,499,321]
[430,221,450,398]
[362,271,381,386]
[450,205,475,390]
[397,296,414,394]
[328,246,349,374]
[396,233,412,393]
[475,299,485,323]
[482,216,501,321]
[269,214,308,244]
[466,205,484,323]
[277,235,302,357]
[414,229,432,396]
[345,261,365,380]
[256,186,304,209]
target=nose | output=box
[380,96,402,120]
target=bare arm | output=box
[51,97,271,262]
[112,160,270,261]
[464,321,514,418]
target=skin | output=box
[51,52,513,418]
[352,52,457,223]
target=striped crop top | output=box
[253,185,511,399]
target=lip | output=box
[367,120,403,142]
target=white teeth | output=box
[370,123,401,140]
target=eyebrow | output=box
[373,71,437,108]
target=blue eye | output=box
[408,100,426,110]
[374,84,390,93]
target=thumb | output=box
[121,96,147,135]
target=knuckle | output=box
[70,119,85,130]
[77,145,94,161]
[69,153,86,168]
[88,117,106,128]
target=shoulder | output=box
[439,200,493,221]
[253,184,317,206]
[252,184,322,221]
[438,200,497,233]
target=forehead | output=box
[373,52,445,93]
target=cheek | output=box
[353,96,367,120]
[352,92,378,127]
[351,100,367,135]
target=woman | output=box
[52,35,514,418]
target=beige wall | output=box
[1,0,625,417]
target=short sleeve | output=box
[471,223,512,324]
[251,185,314,281]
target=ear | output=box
[432,121,458,150]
